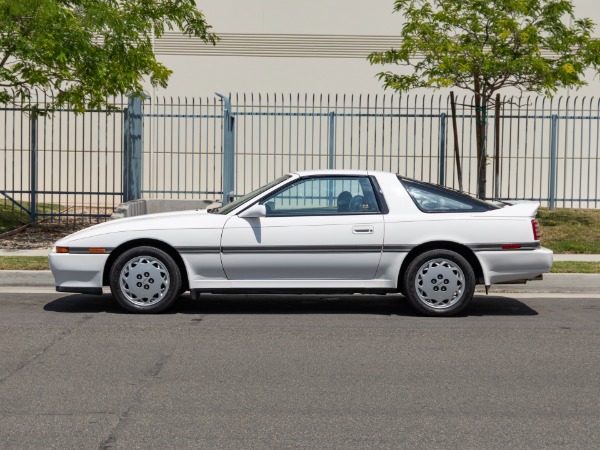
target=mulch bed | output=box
[0,207,111,250]
[0,222,100,250]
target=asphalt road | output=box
[1,292,600,449]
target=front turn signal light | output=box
[56,246,69,253]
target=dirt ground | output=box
[0,205,111,250]
[0,222,99,250]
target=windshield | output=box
[211,175,292,215]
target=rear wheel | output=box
[403,249,475,317]
[109,246,182,313]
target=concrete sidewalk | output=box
[0,249,52,256]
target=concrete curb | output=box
[484,273,600,294]
[1,270,599,294]
[0,270,54,287]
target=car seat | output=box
[337,191,352,212]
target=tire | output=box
[109,246,182,313]
[403,249,475,317]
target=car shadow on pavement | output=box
[44,293,538,317]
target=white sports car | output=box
[50,170,553,316]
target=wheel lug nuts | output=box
[438,275,443,279]
[433,286,439,291]
[149,278,154,283]
[444,279,449,284]
[137,282,142,287]
[137,275,142,279]
[144,285,149,290]
[144,272,149,277]
[441,286,447,291]
[431,279,436,284]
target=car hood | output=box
[58,209,228,244]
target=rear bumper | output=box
[476,247,553,285]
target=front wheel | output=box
[403,249,475,317]
[109,246,182,313]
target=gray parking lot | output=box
[1,291,600,449]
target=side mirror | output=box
[238,204,267,218]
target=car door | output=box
[220,176,385,280]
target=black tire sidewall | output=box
[109,246,182,313]
[404,249,475,317]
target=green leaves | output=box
[371,0,600,198]
[0,0,217,110]
[369,0,600,102]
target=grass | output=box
[0,256,49,270]
[549,261,600,274]
[0,203,30,234]
[537,208,600,254]
[0,201,63,234]
[0,256,598,273]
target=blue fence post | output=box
[216,93,235,205]
[123,96,143,202]
[438,112,447,186]
[123,106,130,201]
[328,111,336,169]
[549,114,559,210]
[30,107,38,224]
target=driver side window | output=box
[259,177,380,216]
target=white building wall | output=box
[150,0,600,98]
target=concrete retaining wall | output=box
[111,199,219,220]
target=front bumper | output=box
[476,247,554,285]
[56,286,103,295]
[49,253,109,294]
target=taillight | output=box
[532,219,541,240]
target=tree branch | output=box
[0,80,28,87]
[0,46,15,69]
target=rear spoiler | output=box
[480,202,540,218]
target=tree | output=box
[0,0,217,111]
[369,0,600,198]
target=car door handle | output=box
[353,225,374,234]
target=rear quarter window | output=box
[398,177,499,213]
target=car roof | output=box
[291,169,388,177]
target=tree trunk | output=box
[449,91,463,192]
[473,78,487,199]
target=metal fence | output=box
[2,92,600,225]
[139,93,600,209]
[1,92,126,223]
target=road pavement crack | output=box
[97,349,174,450]
[189,314,206,326]
[0,315,93,386]
[145,353,172,377]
